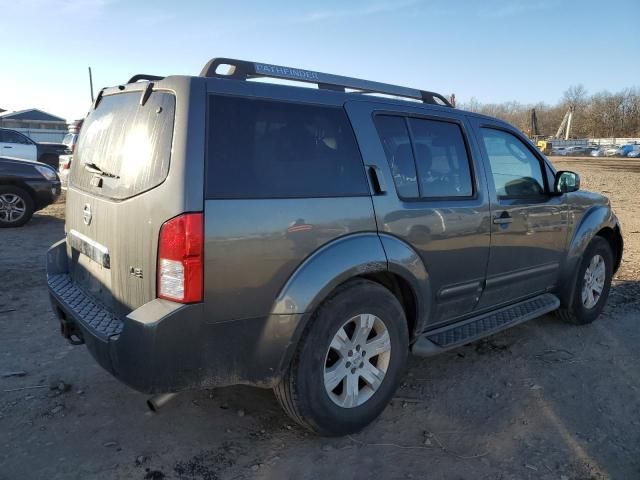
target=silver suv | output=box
[47,58,623,436]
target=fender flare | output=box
[558,205,621,306]
[271,232,431,374]
[271,233,387,316]
[378,233,431,333]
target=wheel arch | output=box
[0,180,37,202]
[558,205,622,307]
[595,225,623,274]
[272,232,431,376]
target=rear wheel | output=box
[556,236,613,325]
[0,186,34,228]
[274,279,408,436]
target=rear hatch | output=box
[65,88,177,315]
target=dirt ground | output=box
[1,157,639,480]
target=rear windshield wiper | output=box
[84,162,120,179]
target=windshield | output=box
[70,90,175,200]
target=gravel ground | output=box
[1,157,639,480]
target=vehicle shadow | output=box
[35,281,635,480]
[28,213,65,227]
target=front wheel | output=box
[0,186,34,228]
[557,236,613,325]
[274,279,408,436]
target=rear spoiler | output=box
[127,74,164,83]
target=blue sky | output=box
[2,0,638,120]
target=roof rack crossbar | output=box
[200,58,452,107]
[127,74,165,84]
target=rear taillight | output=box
[157,213,203,303]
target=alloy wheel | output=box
[323,313,391,408]
[582,254,606,309]
[0,193,26,224]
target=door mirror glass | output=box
[555,171,580,193]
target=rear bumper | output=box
[47,239,301,394]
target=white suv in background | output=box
[0,128,38,161]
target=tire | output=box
[556,236,613,325]
[274,279,409,436]
[0,186,34,228]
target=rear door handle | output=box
[493,212,513,225]
[367,165,386,195]
[3,146,12,148]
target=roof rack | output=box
[127,74,165,84]
[200,58,452,107]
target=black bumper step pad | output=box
[48,274,124,339]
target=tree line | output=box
[459,85,640,139]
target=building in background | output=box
[0,108,67,143]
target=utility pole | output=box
[88,67,95,103]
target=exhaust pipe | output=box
[147,393,177,412]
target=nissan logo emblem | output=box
[82,204,92,226]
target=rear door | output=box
[470,118,568,308]
[65,81,199,315]
[346,101,492,327]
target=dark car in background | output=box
[0,156,61,227]
[0,127,68,169]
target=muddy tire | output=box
[556,236,613,325]
[0,186,34,228]
[274,279,408,436]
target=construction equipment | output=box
[529,108,540,137]
[527,108,554,154]
[537,139,553,155]
[555,106,575,140]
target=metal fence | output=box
[588,138,640,146]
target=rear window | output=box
[373,115,419,199]
[374,115,473,199]
[70,91,175,200]
[408,118,473,197]
[206,95,368,198]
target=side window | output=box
[1,130,25,144]
[408,118,473,197]
[16,133,31,145]
[206,96,368,198]
[480,128,546,198]
[373,115,418,199]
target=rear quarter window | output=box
[70,91,175,200]
[206,95,368,198]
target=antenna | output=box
[88,67,95,103]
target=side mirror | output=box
[555,170,580,194]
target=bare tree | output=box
[562,84,588,108]
[462,85,640,138]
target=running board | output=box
[412,293,560,357]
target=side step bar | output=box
[412,293,560,357]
